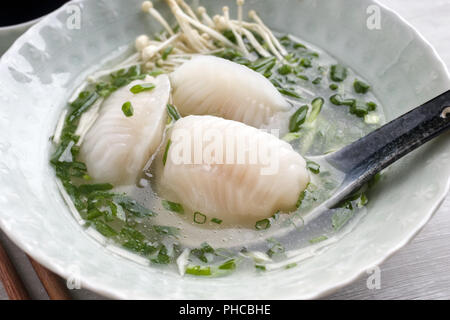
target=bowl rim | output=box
[311,0,450,298]
[0,0,449,300]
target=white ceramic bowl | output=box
[0,0,449,299]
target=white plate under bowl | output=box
[0,0,449,299]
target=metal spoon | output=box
[304,90,450,224]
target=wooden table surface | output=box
[1,0,450,300]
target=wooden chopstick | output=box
[0,241,30,300]
[28,256,72,300]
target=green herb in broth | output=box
[166,103,181,121]
[161,199,184,214]
[309,235,328,244]
[129,83,156,94]
[353,79,371,94]
[121,101,134,117]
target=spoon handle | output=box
[327,90,450,190]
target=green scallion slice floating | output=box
[330,64,347,82]
[153,225,179,236]
[194,212,207,224]
[309,235,328,244]
[129,83,155,94]
[307,97,324,123]
[162,139,171,165]
[211,218,223,224]
[121,101,134,117]
[277,64,292,75]
[285,263,297,269]
[219,259,236,270]
[255,264,266,271]
[161,46,173,60]
[289,105,309,132]
[306,160,320,174]
[93,220,117,238]
[162,199,184,214]
[278,88,301,99]
[166,103,181,121]
[255,219,271,230]
[353,79,371,94]
[185,265,212,276]
[329,83,339,91]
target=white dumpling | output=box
[170,55,290,128]
[159,115,309,222]
[81,75,170,185]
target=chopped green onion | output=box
[219,259,236,270]
[278,64,292,75]
[185,265,212,276]
[309,235,328,244]
[249,57,276,72]
[350,100,370,117]
[329,94,355,107]
[329,83,339,91]
[121,101,134,117]
[255,219,271,230]
[353,79,370,94]
[194,212,207,224]
[266,238,285,257]
[289,105,309,132]
[162,200,184,214]
[312,77,322,85]
[166,104,181,121]
[282,132,301,142]
[162,139,171,165]
[161,46,173,60]
[357,193,368,208]
[293,42,306,49]
[69,91,99,122]
[93,220,117,237]
[211,218,223,224]
[369,173,382,188]
[78,183,113,194]
[120,226,145,242]
[285,263,297,269]
[153,225,179,236]
[148,69,164,77]
[86,208,103,220]
[307,97,324,123]
[114,194,156,217]
[300,58,312,68]
[330,64,347,82]
[296,189,307,208]
[277,88,301,99]
[151,245,171,264]
[255,265,266,271]
[366,101,377,111]
[306,160,320,174]
[190,242,215,263]
[297,74,309,81]
[129,83,155,94]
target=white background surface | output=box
[1,0,450,300]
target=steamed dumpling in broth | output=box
[170,55,290,128]
[81,75,170,185]
[158,115,310,222]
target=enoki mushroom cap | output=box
[141,1,153,12]
[197,6,206,14]
[135,34,150,51]
[142,45,158,60]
